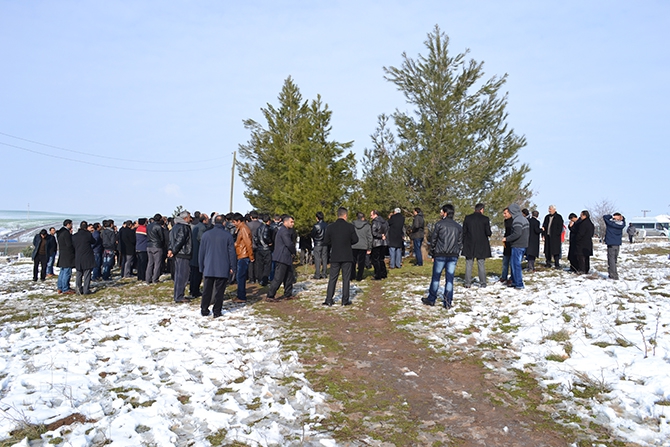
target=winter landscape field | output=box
[1,240,669,446]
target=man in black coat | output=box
[369,210,388,280]
[56,219,75,294]
[311,211,328,279]
[119,221,136,278]
[168,211,193,303]
[575,210,595,274]
[387,208,405,269]
[31,229,52,281]
[526,210,542,272]
[267,215,297,301]
[567,213,581,273]
[72,221,96,295]
[409,207,425,266]
[323,207,359,306]
[542,205,564,268]
[198,215,237,317]
[462,203,492,288]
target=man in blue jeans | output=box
[422,204,462,309]
[503,204,529,290]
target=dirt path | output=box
[262,279,574,446]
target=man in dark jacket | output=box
[462,203,492,288]
[135,218,148,281]
[542,205,564,268]
[56,220,75,294]
[199,215,237,317]
[246,211,262,283]
[504,204,529,290]
[323,207,359,306]
[254,214,273,286]
[146,213,166,284]
[500,208,513,285]
[423,204,462,309]
[189,214,207,298]
[567,213,581,273]
[387,208,405,269]
[575,210,595,274]
[526,210,542,272]
[168,211,193,303]
[91,223,103,280]
[119,220,136,278]
[603,213,625,280]
[311,211,328,279]
[100,220,116,280]
[370,210,388,280]
[266,215,297,301]
[72,221,96,295]
[46,227,57,277]
[409,208,425,266]
[32,229,52,281]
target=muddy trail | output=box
[261,279,584,447]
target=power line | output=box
[1,141,228,173]
[0,131,226,164]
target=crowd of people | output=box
[29,203,629,314]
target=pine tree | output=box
[238,77,356,233]
[382,25,531,222]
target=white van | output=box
[628,215,670,237]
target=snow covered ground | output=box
[0,266,335,446]
[1,240,670,446]
[392,241,670,447]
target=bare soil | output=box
[261,279,576,446]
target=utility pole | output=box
[229,151,236,213]
[641,209,651,217]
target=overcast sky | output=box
[1,1,668,220]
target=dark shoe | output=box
[175,299,188,304]
[265,296,281,302]
[201,310,211,317]
[282,295,298,300]
[421,298,435,306]
[342,301,352,306]
[213,313,222,318]
[63,290,75,295]
[232,298,247,304]
[322,301,334,306]
[443,300,452,309]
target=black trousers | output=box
[267,262,295,298]
[255,249,272,284]
[189,265,203,297]
[352,249,367,281]
[136,251,148,281]
[325,261,353,305]
[33,254,48,281]
[371,246,387,279]
[201,276,229,317]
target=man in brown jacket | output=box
[232,213,254,303]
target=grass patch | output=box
[543,329,571,343]
[206,428,228,446]
[546,354,567,362]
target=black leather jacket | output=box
[311,220,327,246]
[146,222,166,249]
[254,223,273,251]
[169,222,192,259]
[371,217,388,248]
[429,217,463,257]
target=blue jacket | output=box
[603,214,625,246]
[198,224,237,278]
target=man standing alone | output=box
[423,204,462,309]
[462,203,492,288]
[603,213,625,280]
[542,205,564,268]
[266,215,297,301]
[323,207,358,306]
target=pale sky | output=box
[1,1,668,220]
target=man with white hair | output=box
[541,205,564,269]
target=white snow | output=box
[2,240,670,446]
